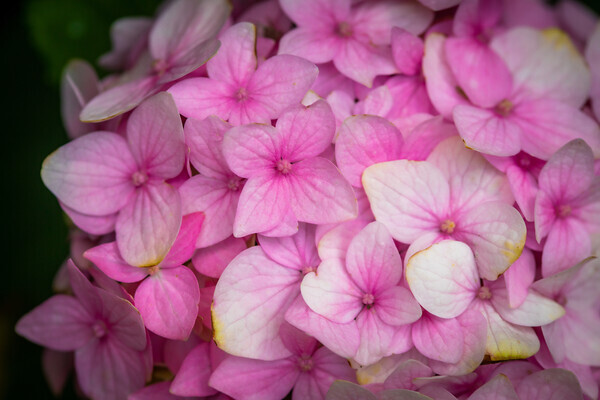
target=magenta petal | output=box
[159,212,205,269]
[79,76,158,122]
[336,115,403,188]
[170,342,216,397]
[84,242,149,283]
[41,131,137,216]
[412,313,463,364]
[516,368,584,400]
[75,339,147,400]
[16,295,92,351]
[209,355,299,400]
[135,266,199,340]
[116,183,182,267]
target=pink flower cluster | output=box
[17,0,600,399]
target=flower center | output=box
[477,286,492,300]
[148,265,160,276]
[227,177,242,191]
[276,159,293,174]
[362,293,375,309]
[336,21,353,37]
[132,170,148,187]
[555,294,567,306]
[236,87,249,102]
[153,59,169,75]
[495,99,514,117]
[302,265,317,275]
[440,219,456,234]
[557,204,572,218]
[92,320,108,338]
[297,354,314,372]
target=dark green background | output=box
[2,0,598,399]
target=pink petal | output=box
[391,27,423,76]
[170,342,216,397]
[159,212,204,269]
[75,339,147,400]
[277,100,336,161]
[586,24,600,121]
[16,295,93,351]
[287,157,358,224]
[452,0,501,37]
[126,92,185,179]
[192,235,247,278]
[279,321,318,357]
[285,296,360,360]
[301,258,362,324]
[209,355,299,400]
[41,132,137,216]
[362,160,449,243]
[382,359,433,391]
[278,28,341,65]
[453,105,522,157]
[168,78,238,122]
[60,202,117,235]
[401,116,457,161]
[334,39,397,88]
[503,248,536,308]
[279,0,350,31]
[233,172,292,237]
[311,346,357,388]
[351,0,433,40]
[79,76,158,122]
[84,242,149,283]
[157,38,221,84]
[516,368,584,400]
[212,246,301,360]
[116,183,182,267]
[95,288,147,351]
[61,59,100,138]
[185,115,232,179]
[468,374,519,400]
[99,17,152,71]
[541,218,592,277]
[317,216,373,262]
[544,308,600,366]
[222,124,281,177]
[259,223,320,272]
[422,33,469,119]
[247,54,319,118]
[129,381,179,400]
[445,37,512,108]
[326,381,377,400]
[207,22,257,86]
[454,202,527,281]
[505,165,538,222]
[354,311,412,366]
[336,115,403,188]
[148,0,230,63]
[345,222,402,293]
[135,265,199,340]
[418,0,461,11]
[376,286,422,326]
[412,313,464,364]
[42,349,74,396]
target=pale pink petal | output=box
[445,37,512,108]
[512,99,600,160]
[157,38,221,84]
[515,368,584,400]
[116,183,182,267]
[354,311,411,366]
[490,361,542,388]
[391,28,423,76]
[277,100,336,161]
[170,342,216,397]
[126,92,185,179]
[405,240,479,318]
[412,313,464,364]
[212,246,301,360]
[192,236,246,278]
[135,266,199,340]
[61,59,100,138]
[84,242,149,283]
[16,295,93,351]
[345,222,402,293]
[382,359,432,391]
[222,124,281,177]
[490,27,591,108]
[544,308,600,366]
[207,22,257,86]
[468,374,519,400]
[355,85,393,117]
[454,202,527,281]
[429,309,487,376]
[259,223,320,272]
[184,115,232,179]
[301,258,362,324]
[472,300,540,361]
[336,115,404,188]
[79,76,158,122]
[501,0,557,29]
[288,157,358,224]
[453,105,522,157]
[326,381,377,400]
[99,17,152,71]
[41,132,137,216]
[159,212,205,269]
[60,202,117,235]
[377,286,422,327]
[209,355,299,400]
[248,55,319,118]
[258,207,300,237]
[503,248,535,308]
[491,286,565,327]
[362,160,449,243]
[149,0,230,63]
[541,218,592,277]
[422,33,469,119]
[233,172,292,237]
[75,339,147,400]
[278,28,341,64]
[572,178,600,233]
[317,216,372,262]
[179,175,240,247]
[334,39,397,88]
[168,78,238,122]
[285,296,360,360]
